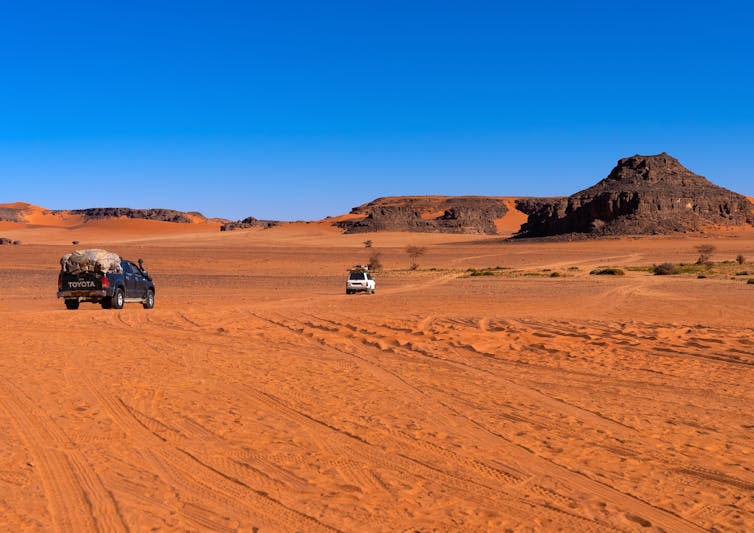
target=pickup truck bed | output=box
[58,259,155,310]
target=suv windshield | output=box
[349,272,366,280]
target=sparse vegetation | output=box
[368,251,383,272]
[590,268,625,276]
[749,279,754,285]
[653,263,679,275]
[405,245,427,270]
[695,244,716,264]
[363,239,373,248]
[626,265,654,273]
[466,266,509,277]
[550,271,562,277]
[736,254,746,265]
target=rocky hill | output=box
[334,196,514,234]
[517,153,754,238]
[0,207,22,222]
[220,216,280,231]
[52,207,207,224]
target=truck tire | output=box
[100,298,111,309]
[64,299,79,310]
[111,288,124,310]
[143,290,155,309]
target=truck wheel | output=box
[370,288,376,294]
[64,299,79,310]
[143,290,155,309]
[111,288,124,309]
[100,298,111,309]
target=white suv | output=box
[346,267,376,295]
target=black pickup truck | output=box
[58,259,155,310]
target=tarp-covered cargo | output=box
[60,249,122,274]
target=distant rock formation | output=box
[53,208,207,224]
[220,216,280,231]
[335,196,510,234]
[0,208,22,222]
[517,153,754,237]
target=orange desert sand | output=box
[1,207,753,532]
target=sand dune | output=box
[0,219,753,531]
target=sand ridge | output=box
[0,220,753,531]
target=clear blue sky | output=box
[1,1,752,220]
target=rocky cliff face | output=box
[56,208,207,224]
[335,196,509,234]
[518,153,754,237]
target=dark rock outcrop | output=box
[54,208,207,224]
[517,153,754,238]
[0,208,22,222]
[335,196,509,234]
[220,216,280,231]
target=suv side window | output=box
[121,261,132,274]
[129,262,141,275]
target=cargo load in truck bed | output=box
[60,249,123,274]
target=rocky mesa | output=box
[51,207,209,224]
[334,196,518,234]
[517,153,754,238]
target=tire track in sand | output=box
[0,380,126,533]
[78,376,341,533]
[263,312,706,533]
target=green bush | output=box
[590,268,625,276]
[748,279,754,285]
[550,271,562,277]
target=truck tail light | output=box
[101,275,109,289]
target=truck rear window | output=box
[349,272,366,280]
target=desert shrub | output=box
[697,274,707,279]
[567,266,580,271]
[72,240,79,245]
[748,279,754,285]
[735,271,751,276]
[12,240,21,245]
[368,251,383,272]
[695,244,716,264]
[405,245,427,270]
[653,263,679,275]
[550,271,562,277]
[590,268,625,276]
[363,239,373,248]
[469,269,494,276]
[736,254,746,265]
